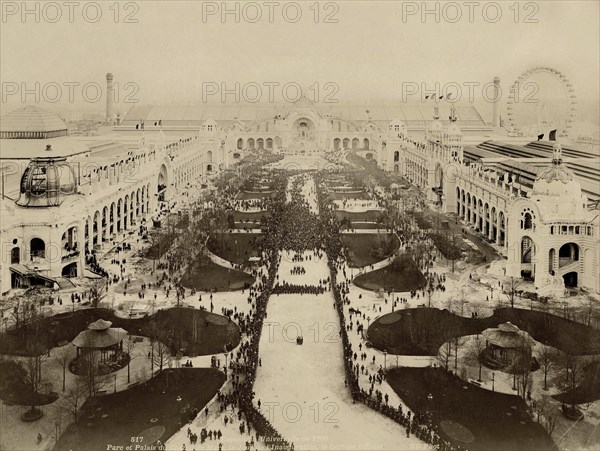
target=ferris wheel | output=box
[506,67,577,138]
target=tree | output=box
[55,345,75,391]
[504,277,521,308]
[425,284,435,308]
[124,335,136,384]
[468,334,486,382]
[558,351,586,414]
[80,335,110,397]
[59,379,87,422]
[537,345,558,391]
[22,306,48,413]
[437,339,453,370]
[152,339,171,374]
[531,394,558,436]
[453,334,469,370]
[89,278,108,308]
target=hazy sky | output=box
[1,1,599,120]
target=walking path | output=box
[252,175,427,450]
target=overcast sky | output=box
[1,1,598,122]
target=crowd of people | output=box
[315,172,470,451]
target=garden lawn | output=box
[342,234,399,268]
[54,368,225,451]
[386,367,555,451]
[353,254,425,292]
[207,233,263,265]
[180,259,254,292]
[0,308,240,357]
[367,307,600,356]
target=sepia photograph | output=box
[0,1,599,450]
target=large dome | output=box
[0,105,68,137]
[16,145,78,207]
[532,143,582,199]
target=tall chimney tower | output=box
[492,76,500,127]
[106,73,114,123]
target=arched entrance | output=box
[363,138,370,149]
[352,138,359,149]
[247,138,255,149]
[563,272,578,288]
[558,243,579,265]
[30,238,45,260]
[62,262,78,278]
[266,138,273,149]
[521,236,534,264]
[334,138,341,150]
[343,138,350,149]
[158,164,168,202]
[237,138,243,149]
[257,138,264,150]
[11,247,20,264]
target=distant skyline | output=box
[1,1,599,124]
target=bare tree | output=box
[531,395,558,436]
[54,345,75,391]
[504,277,521,309]
[89,278,108,308]
[514,334,534,400]
[425,284,435,308]
[22,306,48,412]
[437,339,453,370]
[454,335,469,370]
[467,334,486,382]
[152,339,171,374]
[124,335,136,383]
[59,379,88,422]
[537,345,558,391]
[558,351,586,414]
[80,335,110,397]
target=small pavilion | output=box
[71,319,127,362]
[481,322,536,373]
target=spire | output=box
[449,105,457,122]
[552,143,563,165]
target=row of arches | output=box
[456,187,507,246]
[173,155,204,189]
[85,183,151,250]
[332,137,370,150]
[237,137,279,150]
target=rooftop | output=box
[0,105,68,133]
